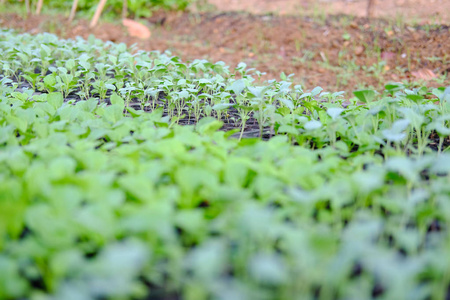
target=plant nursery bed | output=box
[0,12,450,300]
[1,9,449,94]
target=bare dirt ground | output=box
[1,0,449,93]
[207,0,450,23]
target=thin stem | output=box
[122,0,128,19]
[25,0,30,15]
[90,0,108,28]
[68,0,79,23]
[239,119,247,141]
[35,0,43,15]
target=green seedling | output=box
[1,30,450,300]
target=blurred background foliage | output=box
[4,0,206,18]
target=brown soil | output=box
[1,3,449,94]
[207,0,450,23]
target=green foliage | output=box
[0,29,450,300]
[5,0,202,18]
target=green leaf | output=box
[327,107,344,120]
[311,86,323,97]
[212,103,234,111]
[48,92,64,109]
[304,120,322,130]
[126,106,143,118]
[440,86,450,102]
[278,125,298,135]
[249,253,287,284]
[6,115,27,133]
[110,92,125,110]
[196,117,223,136]
[406,94,424,102]
[382,119,410,142]
[279,98,294,110]
[0,256,29,298]
[65,59,76,70]
[174,209,205,234]
[353,89,376,103]
[228,79,246,95]
[277,106,291,116]
[118,175,155,202]
[43,73,57,91]
[103,105,124,123]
